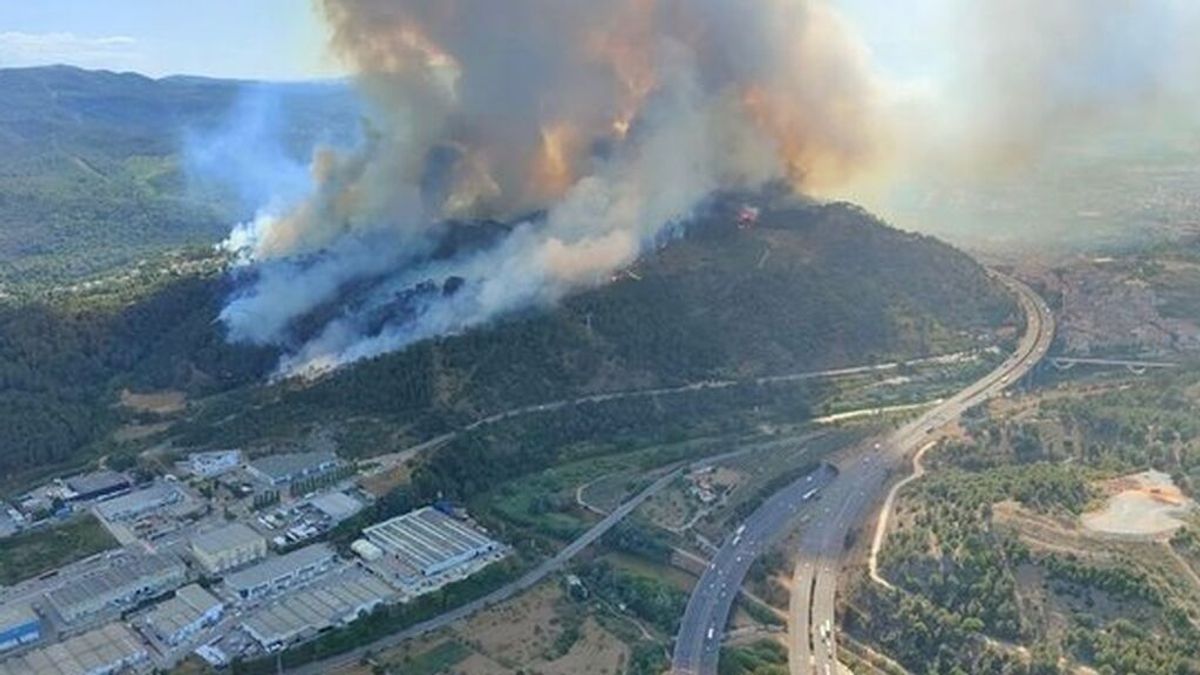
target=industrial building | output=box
[142,584,223,646]
[224,543,337,600]
[361,507,502,588]
[93,483,182,522]
[62,471,130,502]
[0,622,147,675]
[46,553,186,625]
[187,450,242,478]
[190,523,268,575]
[241,569,392,652]
[0,604,40,653]
[246,451,339,486]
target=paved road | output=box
[672,463,838,675]
[788,272,1055,675]
[293,464,684,674]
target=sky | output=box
[0,0,944,82]
[0,0,342,80]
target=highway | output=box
[671,464,838,675]
[787,272,1055,675]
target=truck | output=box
[802,488,820,501]
[732,523,746,545]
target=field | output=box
[339,581,634,675]
[0,514,119,585]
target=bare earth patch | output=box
[1082,470,1195,539]
[119,388,187,414]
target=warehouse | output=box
[190,523,268,575]
[246,451,339,486]
[93,483,182,522]
[363,507,501,587]
[224,543,337,600]
[241,569,392,652]
[142,584,223,646]
[0,622,147,675]
[63,471,130,503]
[47,553,186,625]
[0,603,40,653]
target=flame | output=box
[530,122,580,202]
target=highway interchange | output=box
[672,272,1055,675]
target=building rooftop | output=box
[0,622,145,675]
[247,451,338,483]
[309,492,363,521]
[190,523,265,556]
[93,483,180,520]
[241,569,392,648]
[224,543,336,594]
[144,584,221,639]
[0,603,37,630]
[46,553,183,616]
[363,507,498,574]
[63,471,129,497]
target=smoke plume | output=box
[220,0,891,376]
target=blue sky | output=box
[0,0,340,80]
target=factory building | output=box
[62,471,130,503]
[0,622,147,675]
[46,553,186,625]
[187,450,242,478]
[224,543,337,601]
[362,507,502,588]
[93,483,181,522]
[241,569,392,652]
[190,523,268,575]
[142,584,223,646]
[246,451,339,487]
[0,604,40,653]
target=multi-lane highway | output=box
[672,463,838,674]
[788,273,1055,675]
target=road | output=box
[672,464,838,675]
[292,463,683,674]
[788,272,1055,675]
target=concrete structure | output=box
[46,553,186,625]
[142,584,223,646]
[224,543,337,601]
[187,450,242,478]
[190,523,267,575]
[246,451,338,487]
[363,507,501,587]
[0,622,147,675]
[0,604,40,653]
[93,483,181,522]
[63,471,130,503]
[309,492,363,521]
[241,569,392,652]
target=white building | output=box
[142,584,223,646]
[362,507,502,590]
[188,450,243,478]
[224,543,337,601]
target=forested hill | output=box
[0,65,356,288]
[0,197,1013,485]
[179,200,1016,451]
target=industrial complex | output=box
[0,443,510,672]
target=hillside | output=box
[0,65,357,288]
[178,200,1016,453]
